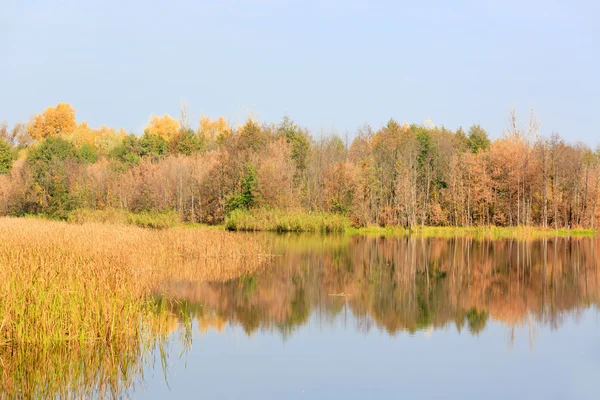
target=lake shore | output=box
[223,209,597,237]
[23,208,599,238]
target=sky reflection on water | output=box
[137,306,600,400]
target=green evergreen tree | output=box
[109,134,141,167]
[279,116,310,175]
[0,138,13,174]
[27,137,79,218]
[226,165,258,213]
[77,143,98,164]
[140,132,168,159]
[174,128,204,156]
[468,124,490,153]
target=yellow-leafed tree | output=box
[68,122,96,146]
[145,114,180,141]
[199,115,231,143]
[95,126,127,155]
[28,103,77,140]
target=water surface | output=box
[135,235,600,399]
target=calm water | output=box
[7,235,600,399]
[130,235,600,399]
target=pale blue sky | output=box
[1,0,598,144]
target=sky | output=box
[1,0,598,144]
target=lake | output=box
[129,234,600,399]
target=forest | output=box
[1,102,599,229]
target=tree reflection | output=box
[160,235,600,339]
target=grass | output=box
[34,208,600,239]
[224,208,597,238]
[348,225,598,238]
[68,208,181,229]
[225,209,350,233]
[0,217,270,397]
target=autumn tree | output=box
[28,103,76,140]
[237,118,267,153]
[0,122,14,145]
[94,126,126,156]
[307,135,347,211]
[534,136,551,227]
[323,160,357,214]
[145,114,180,142]
[198,115,231,147]
[348,124,376,226]
[257,139,297,209]
[12,123,33,147]
[67,122,95,146]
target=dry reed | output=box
[0,217,270,397]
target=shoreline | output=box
[16,210,599,238]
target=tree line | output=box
[1,103,599,228]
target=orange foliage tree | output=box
[145,114,180,142]
[28,103,76,140]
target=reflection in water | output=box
[4,235,599,398]
[0,304,187,399]
[1,340,145,399]
[161,235,600,342]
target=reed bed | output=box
[225,209,596,238]
[0,217,270,397]
[225,209,350,233]
[67,208,181,229]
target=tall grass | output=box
[225,209,350,233]
[0,217,270,397]
[68,208,181,229]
